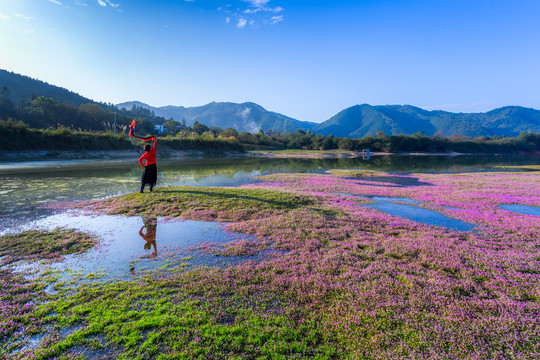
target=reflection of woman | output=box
[130,216,158,276]
[139,224,157,256]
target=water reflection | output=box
[11,212,266,281]
[1,155,538,231]
[140,215,158,256]
[341,194,475,231]
[499,204,540,216]
[131,216,158,276]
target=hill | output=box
[117,101,317,133]
[0,69,95,106]
[314,104,540,138]
[2,69,538,137]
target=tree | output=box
[220,128,239,139]
[1,86,9,98]
[193,121,209,135]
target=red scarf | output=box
[129,120,155,141]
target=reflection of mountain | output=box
[117,101,317,134]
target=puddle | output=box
[369,196,423,205]
[348,176,433,187]
[10,212,270,281]
[340,194,474,231]
[499,204,540,216]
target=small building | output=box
[154,125,165,134]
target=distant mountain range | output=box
[313,104,540,138]
[2,69,539,137]
[119,101,540,138]
[117,101,316,134]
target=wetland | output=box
[1,154,539,359]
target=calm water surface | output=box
[1,155,538,232]
[13,212,267,281]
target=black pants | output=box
[141,163,157,192]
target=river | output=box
[1,154,538,232]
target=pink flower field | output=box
[2,169,539,359]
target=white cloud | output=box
[74,0,88,6]
[270,15,283,24]
[221,1,284,29]
[15,13,33,20]
[244,8,261,14]
[237,18,247,28]
[244,0,270,7]
[97,0,120,9]
[0,12,10,20]
[23,28,35,34]
[106,0,120,8]
[243,3,282,13]
[49,0,62,4]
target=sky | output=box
[1,0,540,123]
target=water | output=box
[1,155,538,231]
[365,196,475,231]
[1,154,536,281]
[13,212,267,281]
[499,204,540,216]
[339,194,475,231]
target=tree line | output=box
[0,88,538,153]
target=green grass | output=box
[0,228,98,264]
[493,164,540,171]
[91,186,313,221]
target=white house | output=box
[154,125,165,134]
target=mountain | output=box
[314,104,540,138]
[117,101,317,133]
[0,69,95,106]
[2,69,538,137]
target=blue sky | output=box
[1,0,539,122]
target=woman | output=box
[138,137,157,193]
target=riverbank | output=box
[0,148,475,163]
[0,148,247,163]
[5,148,539,164]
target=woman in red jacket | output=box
[138,137,157,193]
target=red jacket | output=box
[138,141,157,167]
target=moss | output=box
[89,186,313,221]
[0,228,98,264]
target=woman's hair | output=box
[144,144,151,151]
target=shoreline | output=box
[1,148,536,165]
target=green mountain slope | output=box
[315,104,540,137]
[0,69,94,106]
[117,101,317,133]
[2,68,538,137]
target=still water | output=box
[14,212,267,281]
[1,155,538,232]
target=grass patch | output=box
[89,186,313,221]
[0,228,98,264]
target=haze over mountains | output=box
[2,69,539,138]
